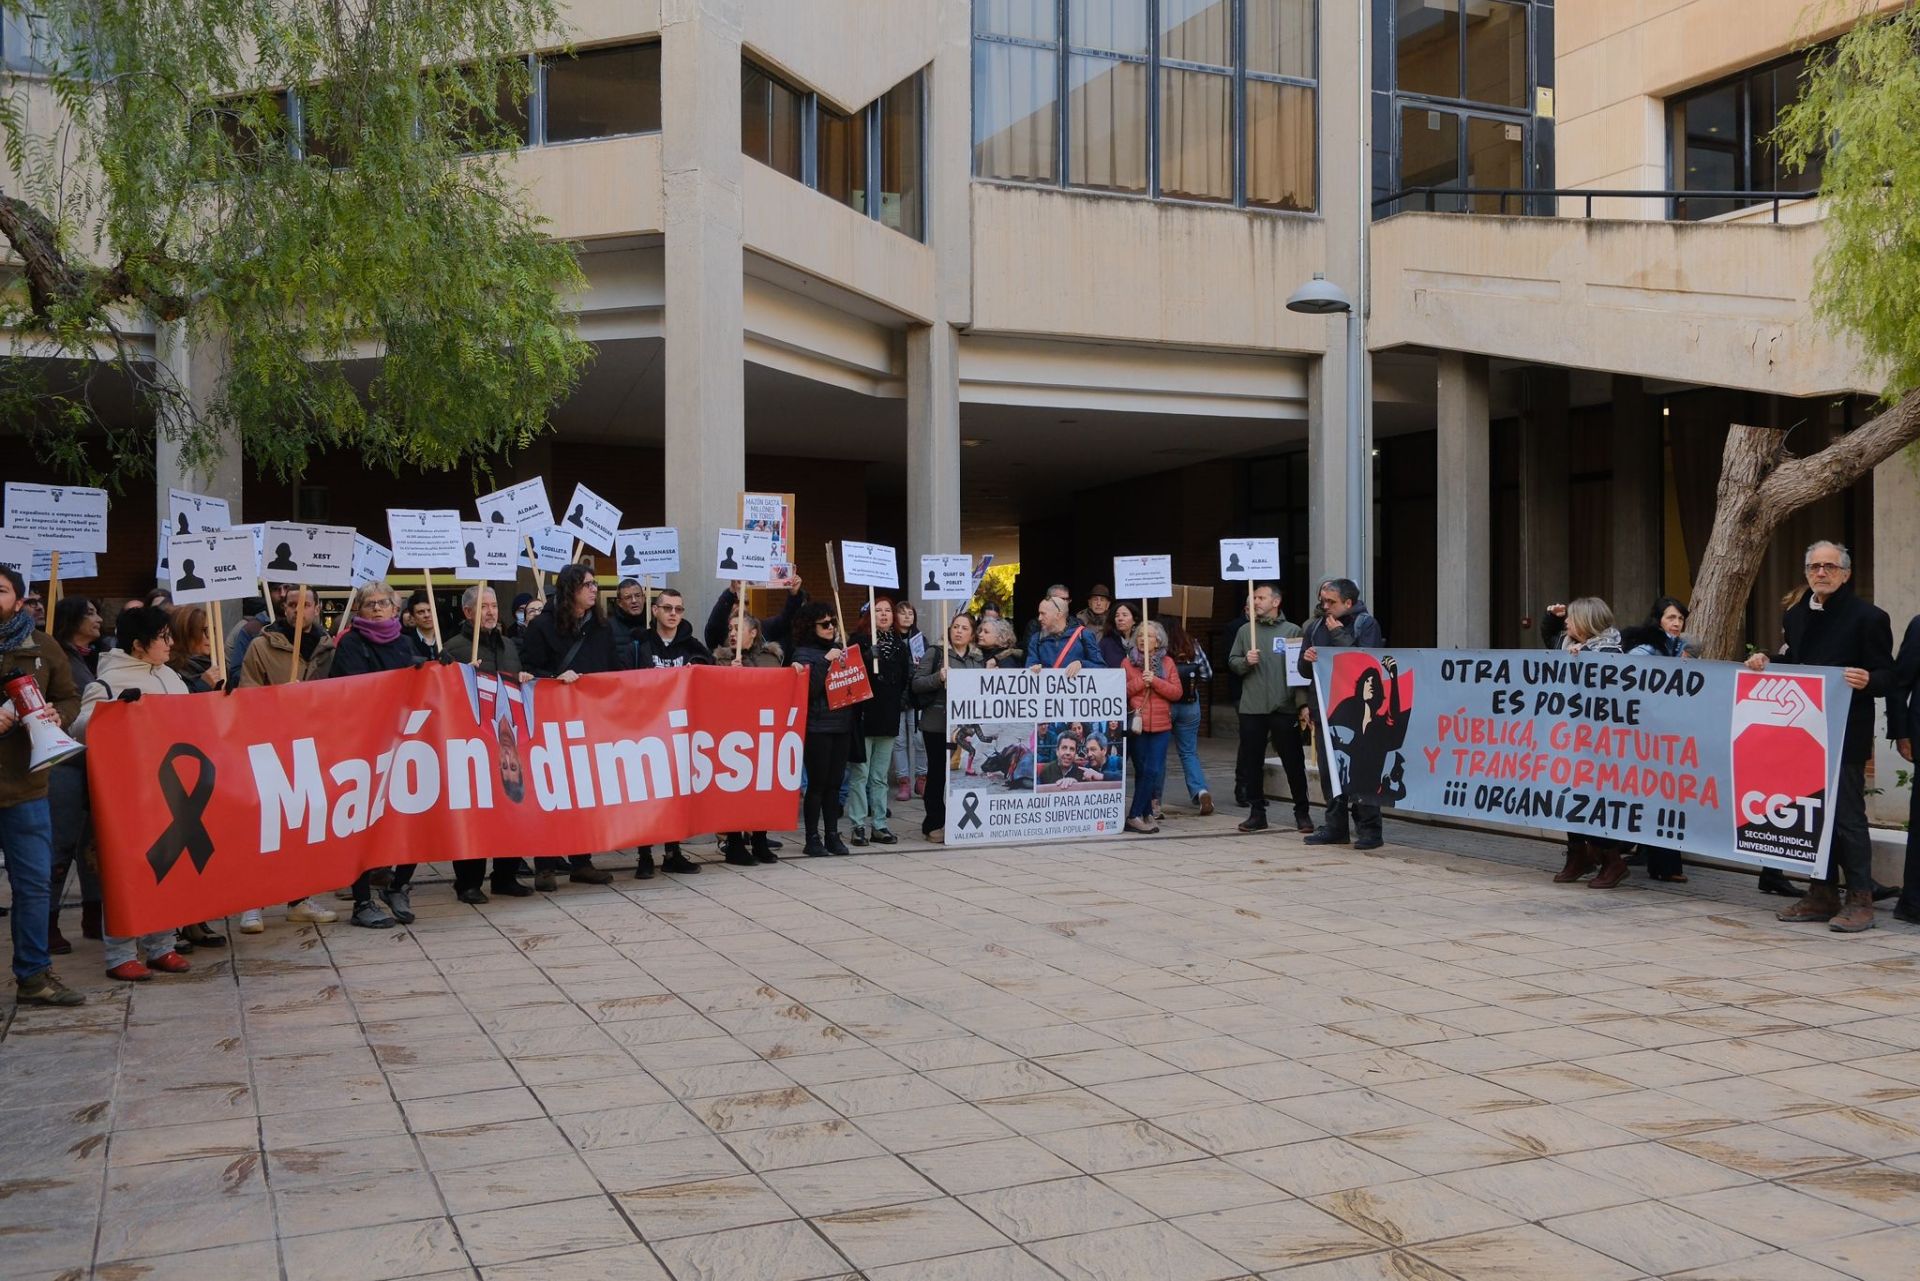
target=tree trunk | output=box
[1691,388,1920,660]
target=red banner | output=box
[87,664,809,935]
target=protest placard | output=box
[741,492,797,587]
[167,488,232,536]
[841,540,898,590]
[169,528,261,606]
[945,668,1130,848]
[351,536,393,587]
[459,522,520,581]
[0,532,37,589]
[475,478,553,534]
[3,482,108,553]
[386,509,463,569]
[34,550,96,581]
[616,527,679,584]
[920,555,973,601]
[715,529,774,582]
[520,526,574,573]
[260,523,357,586]
[1113,555,1173,600]
[1220,538,1280,580]
[559,483,620,555]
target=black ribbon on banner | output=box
[956,790,983,831]
[146,743,217,883]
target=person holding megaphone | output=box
[0,566,85,1006]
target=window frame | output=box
[971,0,1321,214]
[538,41,666,146]
[1383,0,1534,215]
[1665,46,1824,222]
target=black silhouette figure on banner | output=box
[465,542,479,569]
[176,559,206,591]
[177,512,192,535]
[720,547,738,570]
[925,569,941,594]
[489,510,507,524]
[621,544,640,566]
[267,542,298,571]
[566,503,585,527]
[1225,552,1244,574]
[1326,658,1412,805]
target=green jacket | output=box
[1226,615,1308,715]
[440,625,522,677]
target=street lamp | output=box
[1287,274,1368,590]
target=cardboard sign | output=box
[715,529,774,582]
[559,483,620,555]
[167,488,232,536]
[460,522,520,582]
[386,509,463,569]
[3,482,108,553]
[1113,554,1173,600]
[616,527,680,581]
[1284,637,1312,687]
[168,528,261,606]
[919,555,973,601]
[351,536,393,587]
[0,532,35,590]
[741,492,797,587]
[841,540,899,590]
[260,522,357,586]
[521,525,575,574]
[475,478,554,535]
[825,647,874,710]
[1220,538,1281,580]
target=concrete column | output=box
[660,0,745,593]
[1608,375,1661,617]
[1435,352,1490,647]
[1872,461,1920,827]
[1307,355,1350,585]
[906,322,962,581]
[153,323,243,518]
[1519,368,1571,635]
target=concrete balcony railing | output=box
[1368,208,1877,398]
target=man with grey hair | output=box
[1747,540,1893,932]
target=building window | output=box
[971,0,1318,213]
[741,56,929,242]
[1383,0,1534,214]
[1669,50,1825,221]
[545,43,662,142]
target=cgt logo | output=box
[1740,790,1824,832]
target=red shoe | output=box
[106,959,152,982]
[895,781,911,802]
[913,776,926,797]
[145,951,191,974]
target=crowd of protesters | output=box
[5,535,1920,1007]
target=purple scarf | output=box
[350,615,404,645]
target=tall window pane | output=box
[1160,67,1232,202]
[976,0,1056,41]
[1462,0,1526,109]
[974,39,1058,182]
[1397,0,1459,99]
[742,61,803,179]
[546,44,662,141]
[1677,83,1741,219]
[1068,55,1147,192]
[1246,79,1313,210]
[1161,0,1232,67]
[445,61,531,154]
[1247,0,1314,80]
[1069,0,1148,55]
[816,104,868,212]
[1466,116,1524,212]
[879,76,925,239]
[1400,105,1460,209]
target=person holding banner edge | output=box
[631,588,712,876]
[1299,578,1387,849]
[713,612,786,865]
[441,584,537,900]
[913,611,988,844]
[791,601,855,857]
[1228,584,1313,835]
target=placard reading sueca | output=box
[4,482,108,553]
[168,528,261,606]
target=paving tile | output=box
[652,1219,852,1281]
[434,1151,607,1215]
[1312,1175,1521,1245]
[962,1175,1155,1241]
[455,1193,637,1266]
[1173,1200,1381,1270]
[280,1218,468,1281]
[903,1136,1085,1195]
[1548,1199,1772,1275]
[1433,1157,1641,1220]
[814,1196,1012,1268]
[615,1174,795,1240]
[721,1117,888,1170]
[1097,1157,1290,1217]
[1667,1122,1862,1178]
[865,1245,1064,1281]
[1029,1220,1244,1281]
[1785,1161,1920,1224]
[1031,1119,1207,1173]
[763,1154,945,1216]
[1345,1118,1532,1175]
[1413,1223,1645,1280]
[1673,1182,1891,1249]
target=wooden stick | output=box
[211,599,227,688]
[523,535,545,598]
[334,586,359,639]
[261,579,277,623]
[289,586,306,685]
[423,567,445,653]
[1181,585,1190,632]
[941,599,950,676]
[824,541,850,652]
[47,551,60,616]
[732,580,743,666]
[1142,597,1151,666]
[867,585,878,673]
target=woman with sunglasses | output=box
[790,602,855,857]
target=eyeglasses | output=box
[1806,563,1845,574]
[816,619,837,629]
[657,604,684,614]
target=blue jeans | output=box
[104,932,179,968]
[1155,701,1210,805]
[1128,731,1171,822]
[0,797,56,981]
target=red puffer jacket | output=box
[1123,653,1182,734]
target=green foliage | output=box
[0,0,589,488]
[969,562,1019,617]
[1776,4,1920,397]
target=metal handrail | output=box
[1372,185,1821,223]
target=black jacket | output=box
[1297,597,1386,685]
[792,642,854,735]
[332,628,425,678]
[1774,581,1894,763]
[520,609,630,678]
[855,629,912,735]
[636,618,714,669]
[1885,614,1920,743]
[704,587,808,652]
[406,627,440,662]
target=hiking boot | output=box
[181,922,226,949]
[1237,809,1269,834]
[1554,841,1598,883]
[634,848,657,880]
[849,824,870,848]
[1353,834,1385,852]
[925,829,945,845]
[751,833,778,863]
[17,970,84,1006]
[146,951,190,974]
[378,887,414,924]
[1588,848,1630,889]
[533,870,559,892]
[1303,827,1350,846]
[825,830,851,856]
[569,866,614,885]
[1830,889,1877,933]
[870,827,898,846]
[351,902,395,929]
[662,845,701,874]
[1777,881,1841,923]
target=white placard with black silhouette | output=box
[559,483,620,555]
[168,528,260,606]
[260,522,357,586]
[3,482,108,553]
[1219,538,1280,580]
[474,478,554,535]
[714,529,774,582]
[459,522,520,581]
[919,555,973,601]
[167,488,232,536]
[351,536,393,587]
[520,525,574,573]
[616,527,680,582]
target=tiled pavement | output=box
[7,787,1920,1279]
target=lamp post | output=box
[1287,273,1368,589]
